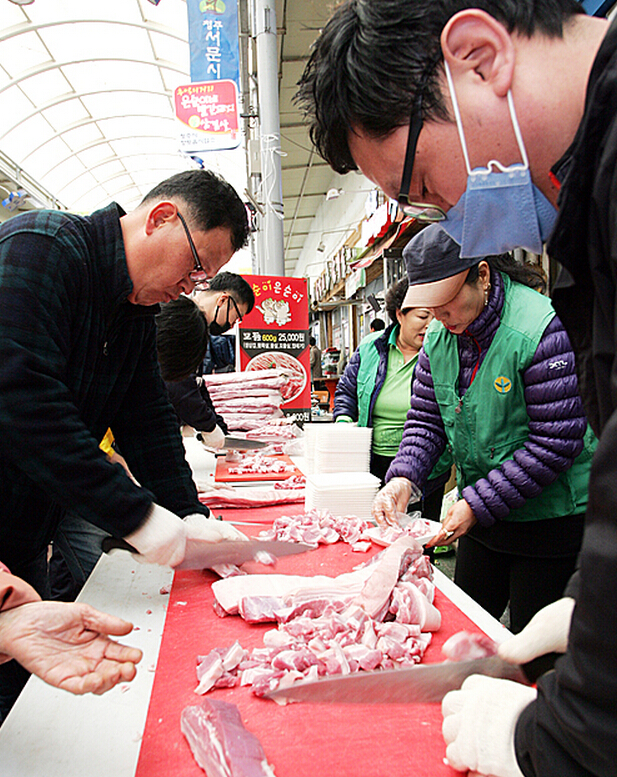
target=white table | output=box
[0,440,509,775]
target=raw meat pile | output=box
[181,698,275,777]
[195,537,441,698]
[257,509,372,552]
[227,453,297,477]
[204,370,286,431]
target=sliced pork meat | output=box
[181,698,276,777]
[205,537,441,698]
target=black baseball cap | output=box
[402,224,479,308]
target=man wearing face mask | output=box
[184,272,255,448]
[297,2,617,777]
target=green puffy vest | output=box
[423,275,596,522]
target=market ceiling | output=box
[0,0,348,276]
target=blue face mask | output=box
[440,62,557,258]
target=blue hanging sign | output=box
[187,0,240,89]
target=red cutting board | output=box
[215,453,304,482]
[135,511,498,777]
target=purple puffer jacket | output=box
[386,270,588,527]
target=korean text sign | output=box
[175,80,240,153]
[186,0,240,88]
[239,276,310,423]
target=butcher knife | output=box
[102,537,313,570]
[266,653,558,705]
[195,433,266,451]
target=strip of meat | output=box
[352,537,424,620]
[212,566,376,616]
[203,369,284,386]
[198,487,305,509]
[181,698,276,777]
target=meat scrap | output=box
[441,631,498,661]
[181,698,276,777]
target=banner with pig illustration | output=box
[238,276,310,423]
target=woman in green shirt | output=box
[333,278,448,519]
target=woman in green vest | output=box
[334,277,449,520]
[372,225,596,632]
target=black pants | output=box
[454,534,580,634]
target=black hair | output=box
[370,317,385,331]
[207,271,255,314]
[141,170,249,251]
[384,278,409,323]
[156,296,209,382]
[309,336,316,346]
[295,0,584,174]
[466,253,547,291]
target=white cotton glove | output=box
[442,675,537,777]
[498,596,575,665]
[183,513,248,542]
[124,503,187,567]
[199,425,226,449]
[371,477,420,527]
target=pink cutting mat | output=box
[135,517,483,777]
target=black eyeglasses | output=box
[177,211,210,284]
[227,294,243,324]
[397,73,447,223]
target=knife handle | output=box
[101,537,139,555]
[520,652,560,684]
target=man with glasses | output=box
[296,2,617,776]
[0,169,249,721]
[166,272,256,449]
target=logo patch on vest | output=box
[494,376,512,394]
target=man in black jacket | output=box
[296,2,616,776]
[0,169,249,721]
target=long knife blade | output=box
[222,436,266,450]
[195,434,266,451]
[102,537,313,570]
[266,656,530,705]
[175,538,313,570]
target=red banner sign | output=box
[238,275,310,423]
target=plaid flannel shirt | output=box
[0,203,208,567]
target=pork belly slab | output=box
[181,698,276,777]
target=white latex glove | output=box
[124,504,187,567]
[442,675,537,777]
[498,596,575,665]
[199,425,226,449]
[371,477,420,527]
[183,513,249,542]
